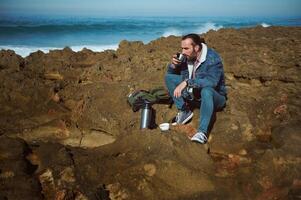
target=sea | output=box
[0,16,300,57]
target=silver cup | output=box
[177,53,187,63]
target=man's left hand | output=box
[174,81,187,98]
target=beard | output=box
[187,54,197,62]
[187,49,200,62]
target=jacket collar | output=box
[200,43,207,64]
[195,43,207,70]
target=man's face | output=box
[181,38,200,61]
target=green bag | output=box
[127,87,171,112]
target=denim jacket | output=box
[167,46,227,97]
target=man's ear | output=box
[194,45,200,52]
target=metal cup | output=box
[176,53,187,63]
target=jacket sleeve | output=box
[167,63,188,76]
[166,63,180,74]
[186,60,223,89]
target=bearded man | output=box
[165,33,227,144]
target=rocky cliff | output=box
[0,26,300,199]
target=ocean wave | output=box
[70,44,119,52]
[260,23,271,28]
[0,44,119,57]
[197,22,223,34]
[162,28,182,37]
[162,22,223,37]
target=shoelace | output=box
[198,132,207,141]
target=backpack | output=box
[127,87,171,112]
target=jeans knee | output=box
[201,87,214,99]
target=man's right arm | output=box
[167,63,179,74]
[166,54,182,74]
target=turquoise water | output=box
[0,16,300,57]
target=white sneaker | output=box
[191,132,208,144]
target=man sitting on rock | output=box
[165,33,227,144]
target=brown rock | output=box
[107,183,129,200]
[44,72,64,80]
[173,124,197,139]
[0,171,15,179]
[26,151,41,170]
[60,167,76,183]
[52,93,60,102]
[143,163,156,177]
[0,49,24,70]
[0,26,301,199]
[39,169,56,200]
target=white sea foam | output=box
[70,44,119,52]
[0,44,119,57]
[197,22,223,34]
[162,22,223,37]
[163,28,182,37]
[260,23,271,28]
[0,46,54,57]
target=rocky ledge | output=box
[0,26,301,199]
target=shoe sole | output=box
[171,112,194,126]
[191,132,207,144]
[191,137,206,144]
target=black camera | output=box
[176,53,187,63]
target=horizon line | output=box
[1,14,301,19]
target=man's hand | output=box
[174,81,187,98]
[170,54,181,68]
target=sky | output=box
[0,0,300,17]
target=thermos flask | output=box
[140,101,152,129]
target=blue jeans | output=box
[165,73,226,134]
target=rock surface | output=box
[0,26,301,199]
